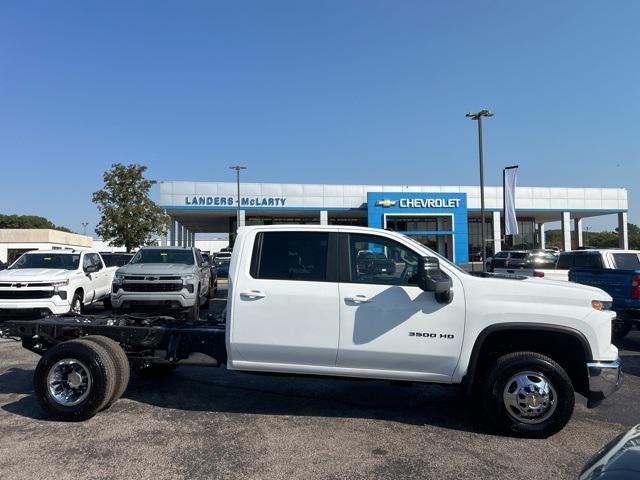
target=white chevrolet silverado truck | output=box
[0,226,622,438]
[0,250,116,315]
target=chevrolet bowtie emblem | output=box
[375,199,397,207]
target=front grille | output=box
[123,275,181,281]
[0,290,54,299]
[121,283,183,292]
[0,282,55,288]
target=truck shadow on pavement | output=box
[2,365,496,435]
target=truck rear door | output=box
[230,230,340,368]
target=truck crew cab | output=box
[0,226,622,438]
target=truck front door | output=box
[337,233,465,380]
[230,231,340,368]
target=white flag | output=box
[503,166,519,235]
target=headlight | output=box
[592,300,613,311]
[181,274,195,282]
[52,279,69,287]
[113,274,125,284]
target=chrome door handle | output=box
[345,295,372,304]
[240,290,267,299]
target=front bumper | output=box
[111,291,198,309]
[0,296,71,315]
[586,358,623,408]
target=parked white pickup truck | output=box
[0,226,622,438]
[0,250,116,315]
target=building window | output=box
[385,216,452,232]
[468,217,494,259]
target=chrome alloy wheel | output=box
[70,297,82,315]
[502,371,557,424]
[47,358,93,406]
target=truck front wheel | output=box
[612,322,632,342]
[185,299,200,321]
[481,351,574,438]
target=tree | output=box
[92,163,169,252]
[0,214,72,232]
[544,223,640,250]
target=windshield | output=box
[402,234,468,275]
[130,249,195,265]
[9,253,81,270]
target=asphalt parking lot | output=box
[0,284,638,480]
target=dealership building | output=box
[158,181,629,264]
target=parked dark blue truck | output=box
[566,249,640,339]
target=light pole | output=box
[229,165,247,237]
[466,109,493,272]
[81,222,89,236]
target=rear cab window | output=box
[611,253,640,270]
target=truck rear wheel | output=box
[481,351,574,438]
[79,336,130,406]
[34,339,117,421]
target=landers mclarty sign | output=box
[185,196,287,207]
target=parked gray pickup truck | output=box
[110,246,213,320]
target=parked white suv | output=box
[0,250,116,315]
[111,246,212,320]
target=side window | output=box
[195,250,204,266]
[573,254,603,268]
[556,254,574,269]
[90,253,103,270]
[252,232,329,281]
[348,234,419,286]
[82,254,92,271]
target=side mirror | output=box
[85,264,98,274]
[418,256,453,304]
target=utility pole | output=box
[466,110,493,272]
[229,165,247,238]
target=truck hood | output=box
[468,273,613,305]
[116,263,195,275]
[0,268,76,282]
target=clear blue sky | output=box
[1,1,638,234]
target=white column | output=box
[492,211,502,254]
[320,210,328,225]
[169,219,176,246]
[239,210,246,228]
[186,229,191,247]
[538,223,546,249]
[574,218,583,248]
[561,212,571,251]
[619,212,629,250]
[179,224,185,247]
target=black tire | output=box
[79,336,130,406]
[34,339,117,421]
[70,292,83,315]
[612,322,632,342]
[481,351,574,438]
[134,363,178,378]
[186,296,200,321]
